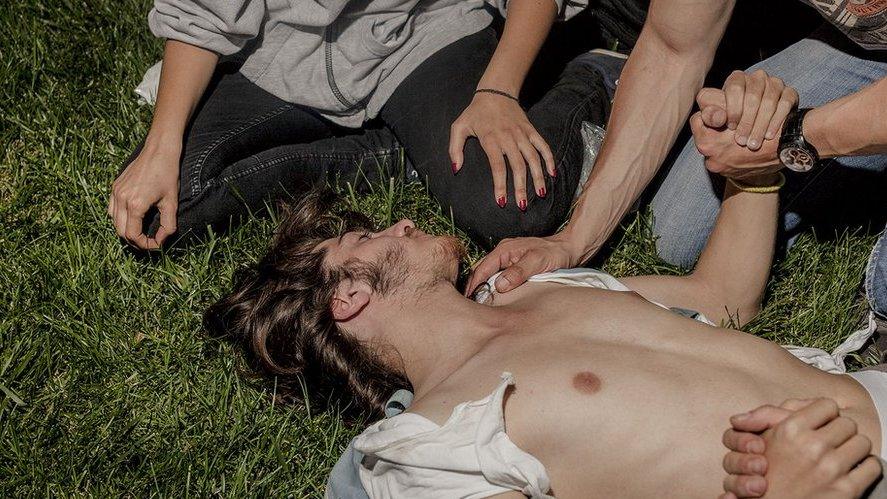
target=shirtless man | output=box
[206,174,883,497]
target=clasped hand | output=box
[719,398,881,499]
[692,69,799,179]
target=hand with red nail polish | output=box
[448,92,555,210]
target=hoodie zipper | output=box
[324,24,358,111]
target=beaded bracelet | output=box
[727,172,786,194]
[475,88,519,102]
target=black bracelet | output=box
[475,88,519,102]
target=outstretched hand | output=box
[449,92,554,211]
[464,234,578,297]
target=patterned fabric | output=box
[800,0,887,49]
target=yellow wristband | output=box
[728,172,785,194]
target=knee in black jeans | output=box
[442,137,580,247]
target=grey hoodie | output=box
[149,0,587,127]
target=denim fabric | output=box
[651,31,887,317]
[325,391,413,499]
[869,228,887,319]
[127,63,404,244]
[326,440,368,499]
[128,27,616,248]
[576,49,626,100]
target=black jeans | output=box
[129,26,612,247]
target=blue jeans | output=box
[651,33,887,318]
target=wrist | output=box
[476,73,523,98]
[143,130,183,157]
[553,226,596,265]
[802,107,834,159]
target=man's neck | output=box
[373,283,513,400]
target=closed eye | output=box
[358,231,372,242]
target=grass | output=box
[0,0,878,496]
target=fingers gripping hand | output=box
[757,399,879,499]
[721,69,799,150]
[448,93,554,209]
[696,87,728,128]
[690,111,784,178]
[108,147,180,250]
[721,400,823,498]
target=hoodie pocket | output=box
[363,11,415,57]
[335,10,416,65]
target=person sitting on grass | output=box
[206,174,884,498]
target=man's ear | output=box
[331,279,372,322]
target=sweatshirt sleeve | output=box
[148,0,266,56]
[486,0,589,21]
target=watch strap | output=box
[778,108,820,172]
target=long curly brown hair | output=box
[204,190,412,418]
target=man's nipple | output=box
[572,371,602,395]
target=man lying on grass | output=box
[206,175,884,498]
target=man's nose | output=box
[388,219,415,237]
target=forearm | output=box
[477,0,557,95]
[144,40,218,153]
[559,0,734,261]
[804,77,887,158]
[690,175,780,321]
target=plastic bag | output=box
[135,61,162,106]
[573,121,606,200]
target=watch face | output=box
[779,147,815,173]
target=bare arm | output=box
[562,0,735,260]
[146,40,219,151]
[108,40,218,249]
[478,0,558,98]
[622,160,779,326]
[804,76,887,158]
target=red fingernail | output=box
[451,162,458,174]
[551,168,558,178]
[519,199,527,212]
[497,196,506,208]
[537,187,546,198]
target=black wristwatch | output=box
[778,108,819,173]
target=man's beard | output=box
[370,235,465,299]
[431,235,466,285]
